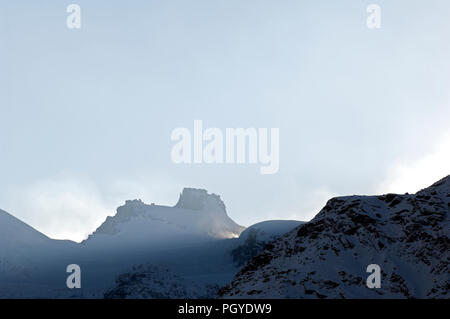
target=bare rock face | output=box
[175,188,226,214]
[219,176,450,299]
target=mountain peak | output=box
[175,188,226,214]
[85,188,243,245]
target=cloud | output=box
[376,131,450,194]
[1,178,113,242]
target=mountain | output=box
[61,188,246,294]
[3,177,448,299]
[83,188,245,252]
[3,188,298,298]
[219,176,450,299]
[0,188,247,297]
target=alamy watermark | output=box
[64,4,380,30]
[66,264,81,289]
[366,264,381,288]
[66,4,81,29]
[366,4,381,29]
[171,120,279,175]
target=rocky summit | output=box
[219,176,450,298]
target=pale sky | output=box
[1,0,449,242]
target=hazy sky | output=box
[1,0,449,242]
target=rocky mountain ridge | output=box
[219,176,450,298]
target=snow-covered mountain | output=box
[66,188,246,295]
[219,176,450,299]
[3,177,448,299]
[1,188,303,298]
[83,188,244,252]
[1,188,245,297]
